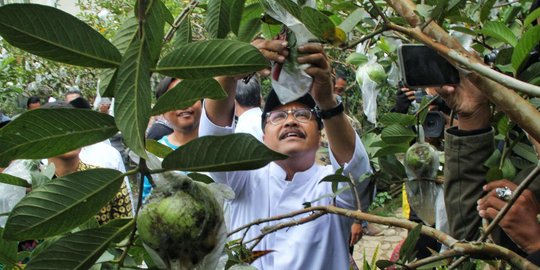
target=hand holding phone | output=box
[398,44,460,88]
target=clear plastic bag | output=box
[403,126,440,226]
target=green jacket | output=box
[444,127,540,257]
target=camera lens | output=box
[423,111,445,138]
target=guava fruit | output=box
[137,175,223,267]
[355,61,386,85]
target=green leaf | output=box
[98,69,117,97]
[512,25,540,72]
[480,21,517,47]
[0,109,118,167]
[114,38,152,160]
[518,62,540,84]
[399,223,422,262]
[301,7,335,42]
[339,8,365,34]
[0,228,18,268]
[378,155,407,180]
[230,0,246,35]
[173,17,192,47]
[237,3,263,42]
[501,158,516,180]
[376,260,395,269]
[480,0,497,22]
[486,167,503,182]
[0,173,31,188]
[381,124,416,145]
[319,173,350,194]
[3,169,123,240]
[484,149,501,167]
[141,0,166,63]
[151,79,227,116]
[524,7,540,28]
[379,112,416,126]
[31,171,51,189]
[512,142,538,163]
[162,133,287,171]
[156,40,269,79]
[146,139,173,158]
[187,172,215,184]
[112,17,139,55]
[430,0,448,22]
[450,26,476,36]
[374,144,409,158]
[0,4,121,68]
[346,53,368,66]
[206,0,234,38]
[496,114,510,136]
[25,219,133,270]
[274,0,302,20]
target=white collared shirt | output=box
[235,107,263,142]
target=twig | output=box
[345,26,388,49]
[406,249,460,269]
[163,0,199,43]
[114,219,137,270]
[367,0,390,24]
[245,211,325,250]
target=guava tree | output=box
[0,0,539,269]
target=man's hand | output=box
[297,43,334,110]
[435,75,491,130]
[350,223,363,247]
[478,180,540,254]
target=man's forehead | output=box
[272,102,310,111]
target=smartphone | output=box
[398,44,460,88]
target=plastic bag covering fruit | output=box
[403,126,440,226]
[137,174,223,268]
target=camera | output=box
[423,111,446,138]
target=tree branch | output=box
[163,0,199,43]
[406,249,460,269]
[345,26,388,49]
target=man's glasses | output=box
[266,108,316,125]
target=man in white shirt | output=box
[234,76,263,142]
[200,40,371,269]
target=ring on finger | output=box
[495,186,513,201]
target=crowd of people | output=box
[1,12,539,270]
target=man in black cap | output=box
[200,40,371,269]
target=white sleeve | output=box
[329,134,373,210]
[198,100,235,137]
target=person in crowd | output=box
[200,40,371,269]
[141,77,202,201]
[26,96,41,110]
[64,89,83,103]
[146,78,175,140]
[98,97,112,114]
[436,76,540,265]
[65,95,134,210]
[234,76,263,142]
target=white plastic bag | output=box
[261,0,317,104]
[0,160,34,226]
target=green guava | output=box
[137,177,223,267]
[355,62,386,85]
[404,142,438,180]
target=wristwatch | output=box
[317,96,344,119]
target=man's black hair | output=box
[335,68,347,80]
[235,77,261,108]
[156,77,175,100]
[64,89,82,98]
[261,89,323,131]
[27,96,41,107]
[69,97,92,109]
